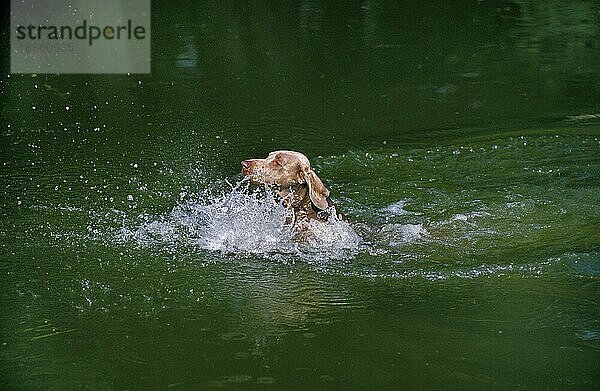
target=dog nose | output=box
[241,160,254,175]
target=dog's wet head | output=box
[241,150,330,210]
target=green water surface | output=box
[1,1,600,389]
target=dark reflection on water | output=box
[149,0,600,155]
[1,0,600,389]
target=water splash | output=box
[379,223,428,246]
[120,179,361,260]
[380,200,419,216]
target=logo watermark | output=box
[10,0,151,74]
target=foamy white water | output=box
[119,179,362,260]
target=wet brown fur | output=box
[241,151,334,227]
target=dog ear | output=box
[305,169,330,210]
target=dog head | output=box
[242,150,330,210]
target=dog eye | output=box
[272,160,283,167]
